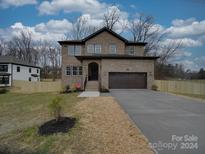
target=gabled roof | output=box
[58,27,147,46]
[82,27,128,42]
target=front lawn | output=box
[0,92,153,154]
[0,92,83,154]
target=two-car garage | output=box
[109,72,147,89]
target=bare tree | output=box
[155,40,182,79]
[158,41,182,64]
[47,45,61,81]
[129,14,162,54]
[6,30,38,64]
[66,16,98,40]
[0,38,7,56]
[103,6,120,30]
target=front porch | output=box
[83,60,101,91]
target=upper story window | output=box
[95,44,101,53]
[37,69,39,74]
[0,65,8,72]
[109,44,116,54]
[87,44,101,54]
[68,45,81,56]
[127,46,135,55]
[29,68,31,73]
[17,66,20,72]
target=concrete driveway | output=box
[110,89,205,154]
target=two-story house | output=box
[0,56,41,87]
[59,27,159,91]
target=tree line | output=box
[0,7,204,80]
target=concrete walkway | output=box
[110,89,205,154]
[78,91,100,97]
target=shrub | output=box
[60,85,71,94]
[65,85,71,93]
[48,96,63,121]
[151,84,158,91]
[0,88,8,94]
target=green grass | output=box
[173,92,205,100]
[0,92,83,154]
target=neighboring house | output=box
[59,27,159,91]
[0,56,40,87]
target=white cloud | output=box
[38,0,107,16]
[199,35,205,44]
[172,56,205,71]
[171,18,196,27]
[35,19,72,34]
[0,0,37,8]
[176,50,192,57]
[178,60,198,70]
[0,19,74,41]
[165,18,205,38]
[194,56,205,69]
[162,38,202,48]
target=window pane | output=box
[109,44,116,54]
[87,44,94,53]
[75,46,81,55]
[68,45,75,55]
[127,46,135,55]
[95,44,101,53]
[79,66,82,75]
[17,66,20,72]
[0,65,8,72]
[66,66,71,75]
[73,66,77,75]
[0,76,9,84]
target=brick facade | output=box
[60,27,157,90]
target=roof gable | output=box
[58,27,147,46]
[82,27,127,42]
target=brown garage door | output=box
[109,72,147,89]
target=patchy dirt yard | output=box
[71,96,154,154]
[0,93,153,154]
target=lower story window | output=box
[73,66,78,75]
[66,66,71,75]
[65,66,82,75]
[0,76,9,84]
[79,66,82,75]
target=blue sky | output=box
[0,0,205,71]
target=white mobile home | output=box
[0,56,40,87]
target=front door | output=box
[88,62,98,81]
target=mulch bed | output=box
[38,117,76,136]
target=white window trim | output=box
[109,44,117,54]
[65,66,82,76]
[87,44,101,54]
[68,45,82,56]
[94,44,101,54]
